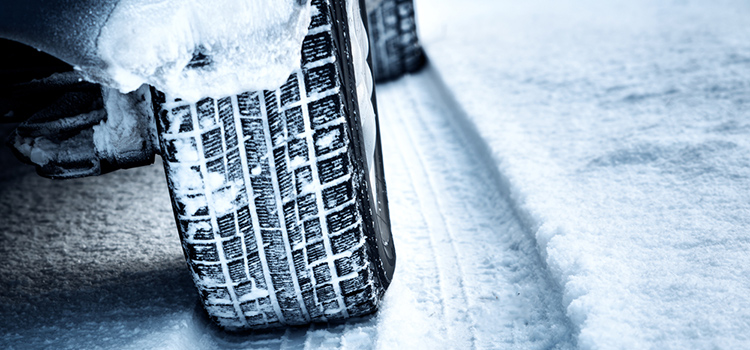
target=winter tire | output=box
[367,0,426,82]
[152,0,395,331]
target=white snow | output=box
[416,0,750,348]
[94,0,311,102]
[3,0,749,348]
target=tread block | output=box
[217,213,236,238]
[314,124,346,156]
[315,284,336,302]
[166,105,193,134]
[339,269,369,296]
[191,262,225,284]
[322,299,340,311]
[306,241,326,264]
[289,138,310,165]
[226,148,244,183]
[285,106,305,136]
[326,204,357,234]
[343,284,374,310]
[304,63,337,96]
[293,249,312,289]
[347,299,377,317]
[303,218,323,242]
[206,158,226,180]
[288,227,304,251]
[244,228,258,253]
[313,263,332,284]
[198,285,230,301]
[244,134,267,172]
[252,183,281,228]
[273,147,294,201]
[238,92,262,117]
[330,225,362,255]
[303,290,323,319]
[202,128,224,159]
[317,153,349,184]
[245,313,266,325]
[280,74,301,107]
[241,118,264,145]
[227,258,248,282]
[180,219,214,240]
[261,230,285,260]
[218,97,238,149]
[302,31,333,63]
[197,97,217,130]
[309,0,329,28]
[265,91,285,147]
[222,237,243,260]
[164,137,198,163]
[188,243,220,262]
[284,204,303,246]
[259,296,279,323]
[321,180,352,210]
[175,193,208,217]
[236,281,254,296]
[334,256,353,276]
[206,305,237,319]
[294,166,314,194]
[211,186,233,215]
[240,300,258,313]
[350,245,367,267]
[296,193,318,220]
[308,94,341,128]
[237,206,253,237]
[247,252,267,289]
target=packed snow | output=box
[417,0,750,348]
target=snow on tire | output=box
[367,0,426,82]
[152,0,395,331]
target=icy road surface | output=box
[0,69,573,349]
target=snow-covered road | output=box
[4,0,750,348]
[0,69,573,349]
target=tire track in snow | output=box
[376,68,576,349]
[382,79,478,349]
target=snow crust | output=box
[417,0,750,348]
[95,0,311,102]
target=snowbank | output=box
[416,0,750,348]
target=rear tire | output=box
[153,0,395,331]
[367,0,426,82]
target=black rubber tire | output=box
[152,0,395,331]
[367,0,426,82]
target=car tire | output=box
[152,0,395,331]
